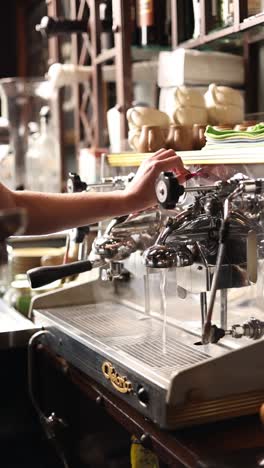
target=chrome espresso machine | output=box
[28,153,264,429]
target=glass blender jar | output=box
[0,78,58,190]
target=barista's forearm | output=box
[13,190,132,235]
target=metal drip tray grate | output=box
[40,302,211,379]
[43,302,157,338]
[121,336,209,371]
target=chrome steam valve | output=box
[155,172,185,209]
[231,318,264,340]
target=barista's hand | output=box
[123,148,190,212]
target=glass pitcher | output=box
[0,78,59,190]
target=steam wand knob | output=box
[196,323,225,345]
[67,173,87,193]
[155,172,185,209]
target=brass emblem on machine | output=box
[102,361,133,394]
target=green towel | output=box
[205,123,264,140]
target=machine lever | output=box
[27,259,94,289]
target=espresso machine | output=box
[28,154,264,429]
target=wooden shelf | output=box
[94,47,116,65]
[176,19,264,50]
[177,25,237,49]
[44,0,264,167]
[107,147,264,168]
[173,0,264,50]
[240,12,264,30]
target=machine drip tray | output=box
[36,301,212,383]
[32,296,264,429]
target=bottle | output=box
[99,1,114,51]
[136,0,155,46]
[210,0,224,30]
[221,1,234,27]
[4,275,33,317]
[26,107,61,193]
[35,16,88,37]
[136,1,168,47]
[192,0,201,38]
[131,0,140,46]
[181,0,194,41]
[26,123,41,191]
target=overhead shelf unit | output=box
[68,0,132,150]
[170,0,264,48]
[46,0,264,155]
[170,0,264,114]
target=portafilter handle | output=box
[27,259,94,289]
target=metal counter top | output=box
[0,299,37,349]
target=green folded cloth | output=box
[205,123,264,141]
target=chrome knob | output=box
[67,172,87,193]
[155,172,185,209]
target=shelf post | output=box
[112,0,132,144]
[243,32,259,114]
[200,0,210,36]
[46,0,64,187]
[171,0,178,48]
[89,0,105,148]
[234,0,248,29]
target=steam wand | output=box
[201,187,243,344]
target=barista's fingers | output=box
[153,156,189,184]
[153,155,181,173]
[153,151,188,175]
[153,154,184,172]
[173,155,186,171]
[151,148,166,157]
[175,169,191,184]
[151,148,175,160]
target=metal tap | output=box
[230,318,264,340]
[92,209,163,281]
[93,211,162,259]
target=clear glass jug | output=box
[0,78,58,190]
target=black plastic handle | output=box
[36,17,88,37]
[27,260,93,289]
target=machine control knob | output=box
[155,172,185,209]
[67,173,87,193]
[137,385,149,406]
